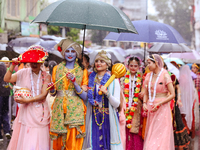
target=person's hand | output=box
[47,82,55,91]
[143,103,148,112]
[12,58,19,66]
[66,72,76,83]
[177,99,183,107]
[81,85,88,92]
[139,91,144,99]
[151,103,161,112]
[15,94,31,104]
[99,85,108,95]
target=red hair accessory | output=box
[57,46,62,52]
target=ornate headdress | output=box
[192,63,199,69]
[19,45,48,63]
[94,50,112,67]
[54,39,82,57]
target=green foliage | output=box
[67,28,80,42]
[151,0,192,43]
[0,27,4,33]
[47,26,60,35]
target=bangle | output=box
[50,90,56,95]
[76,89,83,95]
[143,102,147,104]
[9,68,13,73]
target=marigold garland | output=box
[124,71,142,128]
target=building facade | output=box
[0,0,42,41]
[194,0,200,51]
[113,0,147,21]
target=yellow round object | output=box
[111,63,126,78]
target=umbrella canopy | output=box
[89,50,125,65]
[8,37,41,47]
[148,43,191,53]
[168,50,200,60]
[104,20,185,44]
[33,0,137,34]
[165,62,179,79]
[35,40,58,52]
[124,48,147,60]
[105,47,126,56]
[164,57,185,65]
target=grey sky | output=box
[48,0,157,15]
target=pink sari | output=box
[143,70,174,150]
[7,68,50,150]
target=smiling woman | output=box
[48,39,88,150]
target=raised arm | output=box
[4,58,18,83]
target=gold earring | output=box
[94,67,97,72]
[76,58,78,62]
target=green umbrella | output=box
[33,0,137,56]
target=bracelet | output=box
[50,89,56,95]
[76,89,83,95]
[9,68,13,73]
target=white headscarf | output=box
[179,65,195,129]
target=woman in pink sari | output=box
[143,54,175,150]
[4,46,51,150]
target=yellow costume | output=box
[50,61,88,150]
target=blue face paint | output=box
[64,47,77,62]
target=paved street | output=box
[1,116,200,150]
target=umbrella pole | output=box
[82,25,86,59]
[144,43,146,63]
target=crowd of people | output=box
[0,39,199,150]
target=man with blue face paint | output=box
[48,39,88,150]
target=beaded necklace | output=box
[148,68,164,105]
[88,71,110,126]
[30,69,45,122]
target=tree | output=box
[66,28,80,42]
[151,0,192,43]
[0,27,3,33]
[47,26,61,35]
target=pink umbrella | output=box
[168,50,200,60]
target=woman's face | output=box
[30,63,42,73]
[94,59,107,72]
[147,59,156,71]
[128,60,139,75]
[191,66,198,74]
[64,47,77,62]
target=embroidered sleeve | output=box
[81,68,88,86]
[164,72,172,85]
[52,65,58,83]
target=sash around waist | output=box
[57,90,77,97]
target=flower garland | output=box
[124,71,142,128]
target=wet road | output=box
[1,117,200,150]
